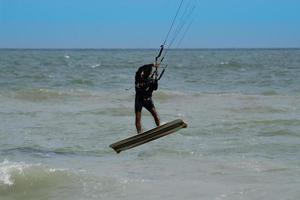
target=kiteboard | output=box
[109,119,187,153]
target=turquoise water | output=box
[0,49,300,200]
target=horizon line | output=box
[1,47,300,50]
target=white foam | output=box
[220,61,229,65]
[0,159,31,186]
[91,64,101,68]
[0,160,67,186]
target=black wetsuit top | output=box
[135,64,158,112]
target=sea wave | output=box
[0,159,137,200]
[2,146,109,158]
[13,88,73,101]
[0,159,82,200]
[11,88,102,102]
[261,90,279,96]
[154,90,188,101]
[0,159,114,200]
[69,79,94,86]
[89,106,133,117]
[219,119,300,130]
[228,105,286,114]
[0,160,70,187]
[217,60,244,69]
[258,129,300,137]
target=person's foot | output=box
[182,122,188,128]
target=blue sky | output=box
[0,0,299,48]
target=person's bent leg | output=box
[144,99,160,127]
[150,108,160,127]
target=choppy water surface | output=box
[0,49,300,200]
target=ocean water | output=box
[0,49,300,200]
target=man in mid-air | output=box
[135,63,160,133]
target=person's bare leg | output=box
[135,111,142,133]
[149,108,160,126]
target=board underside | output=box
[109,119,187,153]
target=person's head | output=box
[142,67,152,78]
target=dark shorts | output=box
[135,95,155,112]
